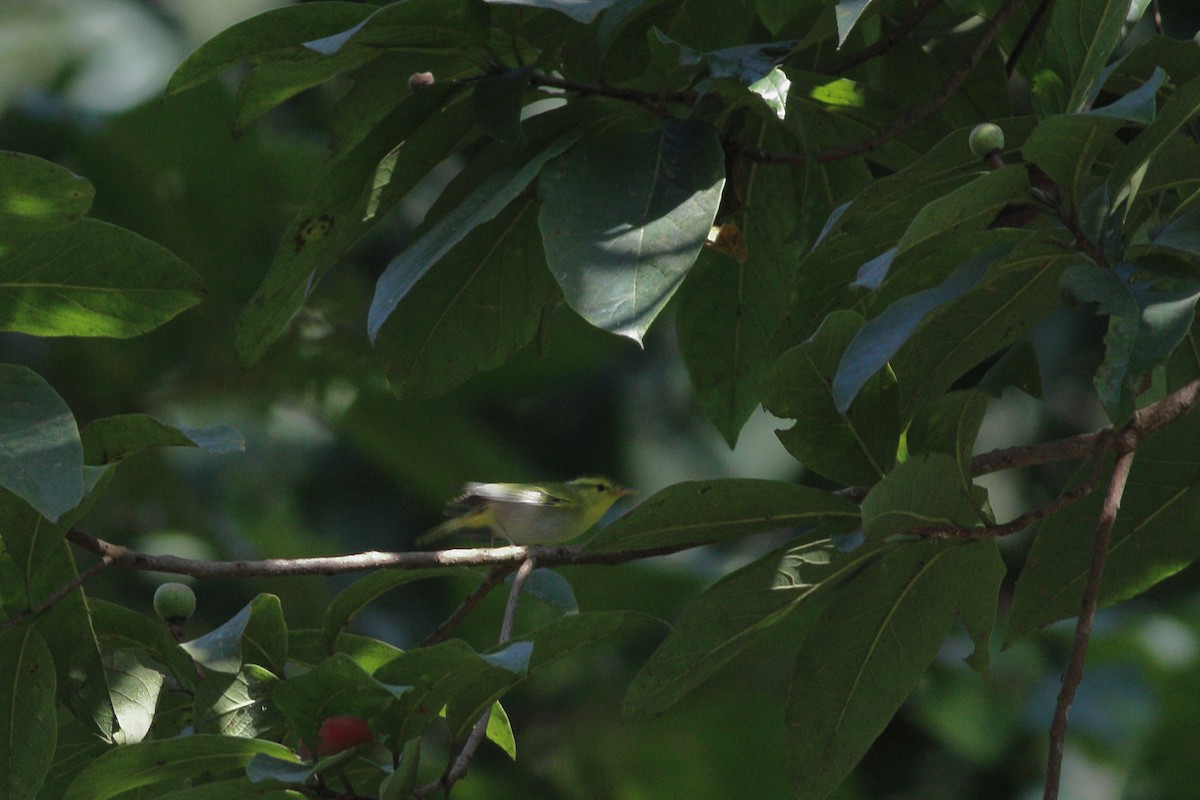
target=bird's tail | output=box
[415,511,486,548]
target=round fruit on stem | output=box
[153,582,196,623]
[969,123,1005,159]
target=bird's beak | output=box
[616,487,638,497]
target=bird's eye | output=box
[594,483,605,492]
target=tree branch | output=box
[1043,448,1135,800]
[66,527,692,579]
[1039,377,1200,798]
[418,564,517,647]
[970,431,1104,477]
[1005,0,1053,77]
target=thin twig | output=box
[414,557,538,799]
[1043,448,1135,800]
[919,433,1113,540]
[742,0,1030,167]
[970,431,1105,477]
[0,556,113,633]
[1006,0,1053,77]
[418,564,517,647]
[826,0,945,74]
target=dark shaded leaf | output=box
[80,414,243,466]
[786,540,1002,799]
[584,479,860,553]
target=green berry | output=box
[153,582,196,622]
[969,123,1005,158]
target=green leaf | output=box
[677,116,802,446]
[1008,412,1200,641]
[80,414,243,466]
[368,120,593,342]
[485,701,517,759]
[37,713,112,800]
[539,118,726,343]
[1108,76,1200,213]
[61,735,299,800]
[194,664,280,738]
[231,48,378,134]
[329,634,405,674]
[774,119,1038,351]
[0,218,205,338]
[1149,204,1200,259]
[834,0,880,46]
[181,595,286,676]
[832,242,1016,415]
[861,453,990,540]
[1031,0,1132,115]
[0,365,83,521]
[166,2,375,95]
[238,85,473,365]
[0,490,117,740]
[584,479,861,553]
[749,66,791,119]
[1062,263,1200,419]
[511,568,579,615]
[182,605,252,675]
[245,754,315,784]
[1020,68,1166,214]
[891,240,1075,424]
[157,778,306,799]
[444,611,656,737]
[786,540,1000,799]
[485,0,621,23]
[372,639,521,743]
[321,568,474,649]
[760,310,900,485]
[895,166,1029,258]
[373,197,561,400]
[271,653,398,743]
[0,626,56,800]
[1021,115,1123,212]
[379,738,421,798]
[625,531,891,716]
[0,151,93,232]
[90,600,196,689]
[305,0,490,56]
[105,650,163,745]
[1086,66,1166,124]
[243,594,288,678]
[906,390,992,482]
[472,68,530,146]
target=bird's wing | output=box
[459,482,569,507]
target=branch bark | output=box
[1042,449,1135,800]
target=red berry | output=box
[316,716,373,756]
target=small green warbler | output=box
[417,476,636,547]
